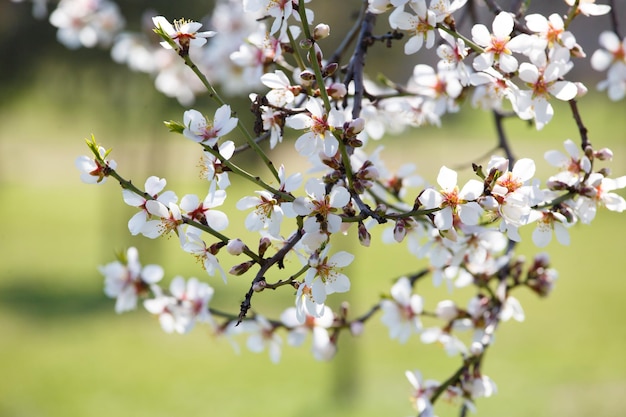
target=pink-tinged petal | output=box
[550,81,578,101]
[492,12,513,39]
[471,24,491,46]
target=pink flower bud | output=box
[595,147,613,161]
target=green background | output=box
[1,2,625,417]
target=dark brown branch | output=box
[237,229,304,324]
[493,110,516,164]
[568,99,591,150]
[608,0,623,39]
[344,11,377,120]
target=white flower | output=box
[471,11,531,73]
[406,370,439,417]
[144,276,215,334]
[389,0,437,54]
[242,315,282,363]
[180,190,229,231]
[564,0,611,16]
[261,70,297,107]
[122,176,177,236]
[304,245,354,305]
[293,179,351,238]
[380,277,424,343]
[75,146,117,184]
[281,306,336,361]
[100,247,163,313]
[544,138,592,188]
[420,166,484,230]
[237,191,289,237]
[516,57,578,129]
[499,296,525,322]
[152,16,215,52]
[183,105,238,146]
[529,210,571,247]
[182,230,227,283]
[286,98,344,157]
[200,140,235,195]
[591,32,626,101]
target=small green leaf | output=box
[164,120,185,134]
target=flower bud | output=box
[358,222,371,247]
[252,279,267,292]
[350,321,364,336]
[258,236,272,257]
[435,300,458,321]
[209,241,226,255]
[326,81,346,99]
[229,261,254,276]
[595,147,613,161]
[226,238,246,255]
[299,70,316,82]
[470,342,484,356]
[323,63,339,78]
[344,117,365,137]
[313,23,330,40]
[574,81,588,97]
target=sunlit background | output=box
[1,1,625,417]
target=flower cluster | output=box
[61,0,626,415]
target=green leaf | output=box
[164,120,185,134]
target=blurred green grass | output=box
[1,60,625,417]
